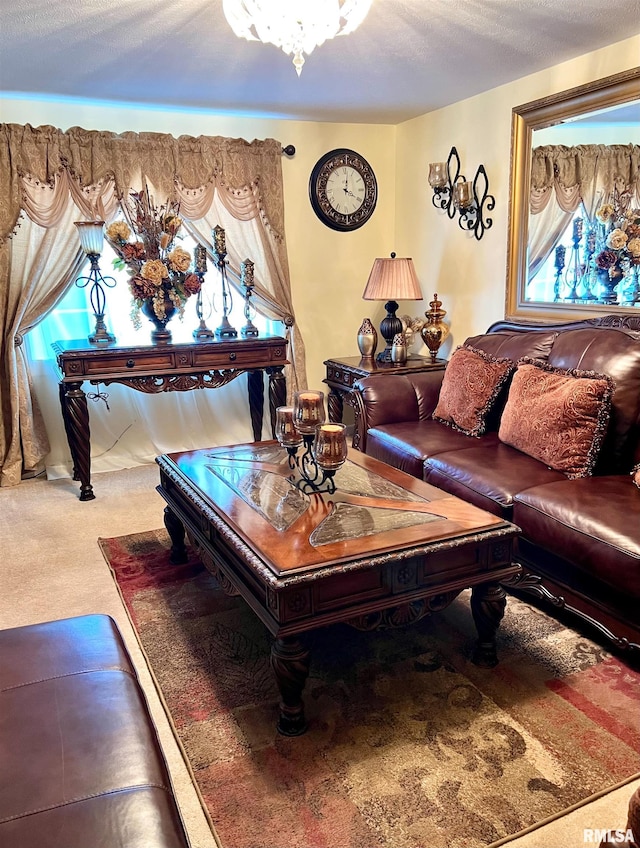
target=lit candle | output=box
[293,390,326,435]
[275,406,302,447]
[428,162,447,188]
[241,259,255,287]
[195,245,208,273]
[213,225,226,255]
[455,181,473,209]
[314,423,348,471]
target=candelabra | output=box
[428,147,494,241]
[212,225,238,338]
[240,259,260,337]
[192,245,215,340]
[74,221,116,344]
[563,217,585,301]
[275,392,348,495]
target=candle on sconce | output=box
[194,245,208,273]
[213,225,226,255]
[275,406,302,448]
[555,244,566,271]
[241,259,255,287]
[428,162,447,188]
[455,181,474,210]
[313,423,348,472]
[293,390,326,435]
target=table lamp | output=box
[362,253,423,362]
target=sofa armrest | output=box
[352,370,445,452]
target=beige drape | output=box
[528,144,640,280]
[0,123,306,487]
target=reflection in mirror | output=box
[506,68,640,322]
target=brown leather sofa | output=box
[352,315,640,660]
[0,614,191,848]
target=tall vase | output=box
[420,293,450,362]
[141,296,177,343]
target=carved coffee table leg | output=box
[471,581,507,667]
[270,636,310,736]
[163,506,188,564]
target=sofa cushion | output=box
[433,345,515,436]
[513,477,640,601]
[366,420,500,478]
[498,360,614,479]
[545,328,640,472]
[423,443,565,519]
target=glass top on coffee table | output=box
[162,442,507,576]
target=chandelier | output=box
[222,0,373,76]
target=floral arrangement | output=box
[594,194,640,287]
[106,187,201,328]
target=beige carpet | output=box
[0,463,637,847]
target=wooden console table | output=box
[324,354,446,447]
[53,336,288,501]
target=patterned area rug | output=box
[100,529,640,848]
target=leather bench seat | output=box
[513,477,640,601]
[0,614,190,848]
[424,442,566,519]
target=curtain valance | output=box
[0,124,286,243]
[530,143,640,213]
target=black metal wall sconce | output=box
[427,147,495,241]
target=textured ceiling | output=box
[1,0,639,124]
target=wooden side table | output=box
[54,335,288,501]
[323,354,446,445]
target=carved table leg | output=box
[267,366,287,438]
[270,636,310,736]
[470,581,507,668]
[62,381,95,501]
[327,388,344,424]
[163,506,188,564]
[247,370,265,442]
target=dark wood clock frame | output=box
[309,148,377,232]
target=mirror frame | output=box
[505,66,640,322]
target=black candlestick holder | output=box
[285,434,338,495]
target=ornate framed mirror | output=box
[505,67,640,322]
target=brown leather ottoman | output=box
[0,614,190,847]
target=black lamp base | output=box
[376,300,403,362]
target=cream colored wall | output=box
[0,98,396,393]
[2,32,638,398]
[395,34,640,355]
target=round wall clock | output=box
[309,149,377,232]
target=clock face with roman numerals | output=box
[309,149,377,231]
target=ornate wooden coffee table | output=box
[156,443,520,735]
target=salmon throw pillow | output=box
[498,359,615,479]
[433,345,515,437]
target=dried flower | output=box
[596,249,618,270]
[628,237,640,260]
[595,204,615,223]
[168,247,191,273]
[606,228,628,250]
[105,185,201,329]
[106,221,131,242]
